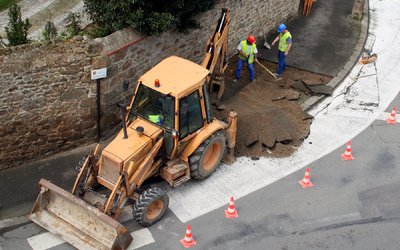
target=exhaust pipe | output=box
[117,103,128,139]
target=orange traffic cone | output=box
[299,167,313,188]
[180,224,196,248]
[225,196,238,218]
[386,106,397,124]
[341,141,354,161]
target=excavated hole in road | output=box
[211,60,332,158]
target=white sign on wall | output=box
[91,68,107,80]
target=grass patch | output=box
[0,0,20,12]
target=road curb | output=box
[301,0,370,112]
[0,215,30,231]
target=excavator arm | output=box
[201,8,231,100]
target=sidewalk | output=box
[259,0,362,77]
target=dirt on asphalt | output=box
[212,60,332,158]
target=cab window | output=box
[179,90,203,139]
[202,84,213,123]
[131,84,175,129]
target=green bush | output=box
[42,20,58,41]
[0,0,17,12]
[83,0,216,37]
[59,31,68,40]
[5,4,31,46]
[65,12,82,38]
[93,26,109,38]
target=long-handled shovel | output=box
[256,60,277,79]
[256,8,271,50]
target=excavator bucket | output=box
[29,179,132,250]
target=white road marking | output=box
[0,215,30,230]
[27,232,65,250]
[127,228,155,250]
[26,205,135,250]
[168,0,400,223]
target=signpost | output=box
[91,68,107,142]
[91,68,107,80]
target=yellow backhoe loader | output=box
[29,8,236,250]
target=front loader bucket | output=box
[29,179,132,250]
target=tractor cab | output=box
[127,56,215,159]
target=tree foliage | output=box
[83,0,216,36]
[65,12,82,37]
[42,20,58,41]
[5,4,31,46]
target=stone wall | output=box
[0,0,300,170]
[0,41,96,169]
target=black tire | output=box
[73,156,87,177]
[73,157,90,196]
[189,131,226,180]
[73,155,101,195]
[133,186,169,227]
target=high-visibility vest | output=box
[238,40,256,63]
[148,115,160,123]
[278,32,292,52]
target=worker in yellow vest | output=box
[271,23,292,80]
[234,35,258,82]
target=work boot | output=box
[274,75,283,81]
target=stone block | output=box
[245,132,259,147]
[285,89,300,100]
[276,131,292,143]
[80,98,96,107]
[308,85,333,96]
[61,89,87,100]
[291,80,310,92]
[86,40,104,57]
[79,120,96,130]
[112,49,128,63]
[33,59,47,68]
[81,72,91,83]
[92,55,109,69]
[121,60,132,71]
[352,0,365,20]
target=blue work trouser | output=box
[235,58,255,81]
[277,50,286,76]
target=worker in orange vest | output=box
[234,35,258,82]
[271,23,292,80]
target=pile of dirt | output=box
[212,60,332,158]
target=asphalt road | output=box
[138,109,400,250]
[2,109,399,250]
